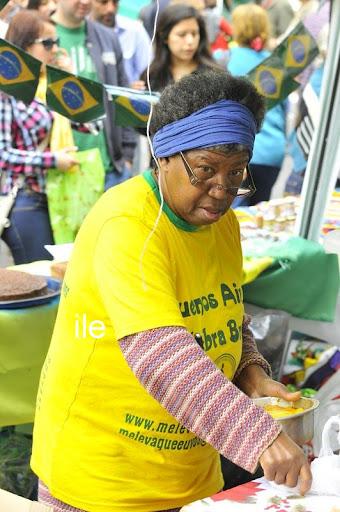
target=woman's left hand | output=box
[254,376,301,402]
[235,364,301,402]
[130,80,146,91]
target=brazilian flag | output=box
[280,22,319,71]
[106,85,160,128]
[46,66,104,122]
[248,61,299,110]
[247,22,318,110]
[0,39,41,103]
[0,0,10,10]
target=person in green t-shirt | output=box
[53,0,137,189]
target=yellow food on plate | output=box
[264,404,305,419]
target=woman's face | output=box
[166,17,200,63]
[26,22,59,67]
[157,149,250,226]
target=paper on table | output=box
[184,496,340,511]
[8,260,53,276]
[0,488,53,512]
[180,477,340,511]
[44,243,73,262]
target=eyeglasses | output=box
[179,151,256,198]
[33,37,60,51]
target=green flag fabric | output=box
[243,237,340,321]
[248,63,299,110]
[247,23,319,110]
[0,0,10,10]
[106,84,160,128]
[46,66,105,122]
[0,39,41,103]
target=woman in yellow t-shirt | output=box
[31,69,312,512]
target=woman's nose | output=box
[185,34,196,44]
[207,184,229,199]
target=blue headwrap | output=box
[152,99,257,158]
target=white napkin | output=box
[44,243,73,261]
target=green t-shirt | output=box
[56,23,112,172]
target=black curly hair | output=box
[149,68,265,138]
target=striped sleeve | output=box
[233,314,272,381]
[119,324,281,473]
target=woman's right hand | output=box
[52,48,74,73]
[55,147,79,171]
[259,431,312,495]
[130,80,146,91]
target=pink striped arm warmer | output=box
[119,323,281,473]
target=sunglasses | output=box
[33,37,60,51]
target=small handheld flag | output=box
[280,22,319,71]
[248,61,299,110]
[46,66,105,122]
[247,23,318,109]
[0,0,10,11]
[0,39,41,103]
[105,85,160,128]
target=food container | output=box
[253,397,319,445]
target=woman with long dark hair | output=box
[141,3,220,92]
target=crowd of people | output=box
[0,0,329,264]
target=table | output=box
[1,235,338,427]
[181,477,340,511]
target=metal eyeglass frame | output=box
[179,151,256,198]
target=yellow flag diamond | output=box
[0,46,36,85]
[254,66,284,99]
[116,95,150,123]
[47,76,99,116]
[285,35,311,68]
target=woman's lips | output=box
[200,207,224,221]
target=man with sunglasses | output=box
[52,0,137,189]
[32,69,312,512]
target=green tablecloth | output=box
[243,237,340,322]
[0,298,58,427]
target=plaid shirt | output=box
[0,93,56,193]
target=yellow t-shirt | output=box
[31,172,245,512]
